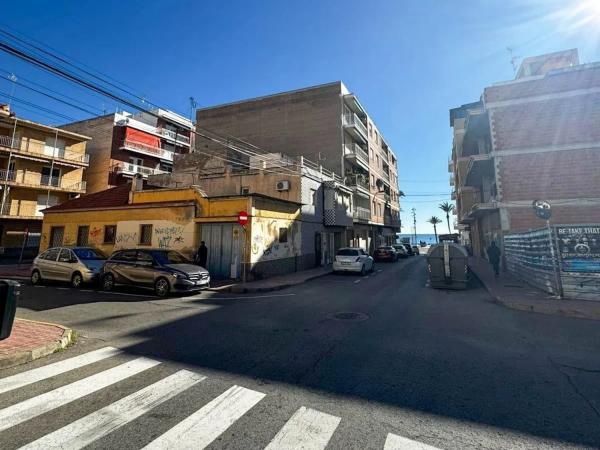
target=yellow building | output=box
[40,180,301,280]
[0,105,90,259]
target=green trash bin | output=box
[0,280,20,340]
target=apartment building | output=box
[195,81,401,252]
[148,151,353,273]
[0,105,89,258]
[449,49,600,258]
[61,108,193,193]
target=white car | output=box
[333,247,374,275]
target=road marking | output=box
[20,370,205,450]
[354,279,361,284]
[0,347,121,395]
[264,406,340,450]
[33,286,45,288]
[95,291,155,298]
[143,385,265,449]
[81,289,93,292]
[377,269,383,273]
[174,293,297,301]
[384,433,443,450]
[0,357,159,432]
[57,287,70,290]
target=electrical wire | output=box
[0,91,76,121]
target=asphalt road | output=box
[3,255,600,449]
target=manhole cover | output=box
[328,312,370,322]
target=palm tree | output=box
[439,201,455,233]
[398,190,406,198]
[427,216,443,243]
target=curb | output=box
[225,270,333,294]
[0,319,74,370]
[470,270,600,321]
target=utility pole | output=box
[411,207,417,245]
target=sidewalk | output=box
[0,263,31,279]
[211,265,333,293]
[0,318,74,370]
[469,257,600,321]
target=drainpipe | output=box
[46,128,59,207]
[1,116,18,215]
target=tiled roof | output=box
[44,183,131,212]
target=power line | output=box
[0,90,76,121]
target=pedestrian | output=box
[486,241,501,276]
[196,241,208,268]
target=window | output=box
[136,251,154,264]
[371,174,375,186]
[368,123,373,137]
[58,248,74,263]
[374,130,379,143]
[310,188,317,206]
[77,226,89,246]
[73,248,106,260]
[369,148,373,159]
[241,186,250,195]
[49,226,64,247]
[104,225,116,244]
[112,250,137,262]
[44,137,65,158]
[376,155,379,167]
[42,167,60,187]
[150,250,190,265]
[129,156,143,166]
[279,227,288,243]
[140,224,153,245]
[43,248,60,261]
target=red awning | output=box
[125,127,160,147]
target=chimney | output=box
[128,174,144,203]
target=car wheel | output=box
[71,272,83,288]
[102,273,115,291]
[154,277,170,297]
[31,270,42,285]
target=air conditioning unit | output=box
[276,180,290,191]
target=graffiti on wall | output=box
[89,227,102,242]
[250,217,299,262]
[116,232,138,244]
[155,226,184,249]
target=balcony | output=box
[353,206,371,222]
[344,143,369,169]
[120,140,174,161]
[345,174,370,195]
[448,158,454,173]
[451,190,457,200]
[115,113,191,146]
[381,150,389,163]
[0,201,42,219]
[0,135,89,165]
[384,215,401,228]
[113,162,168,177]
[156,128,191,145]
[0,169,86,193]
[450,174,455,186]
[343,112,368,143]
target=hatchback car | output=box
[392,244,409,258]
[374,246,398,262]
[403,243,415,256]
[332,247,374,275]
[31,247,107,287]
[101,249,210,296]
[412,245,421,255]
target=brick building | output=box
[61,109,193,194]
[195,81,401,252]
[449,49,600,258]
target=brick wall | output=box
[498,149,600,201]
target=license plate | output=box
[341,262,350,265]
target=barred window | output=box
[77,226,89,246]
[139,224,153,245]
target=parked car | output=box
[392,244,409,258]
[333,247,374,275]
[412,245,420,255]
[402,243,415,256]
[31,247,107,287]
[101,249,210,297]
[374,246,398,262]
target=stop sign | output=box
[237,211,248,226]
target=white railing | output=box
[345,143,369,164]
[156,128,190,144]
[0,135,89,164]
[343,112,368,138]
[115,162,168,177]
[353,206,371,221]
[121,140,174,161]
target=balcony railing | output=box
[345,174,369,191]
[382,171,390,182]
[345,143,369,165]
[0,135,89,164]
[156,128,190,145]
[121,140,174,161]
[384,215,401,227]
[381,151,389,163]
[450,174,455,186]
[353,206,371,221]
[343,112,368,138]
[114,162,168,177]
[0,169,86,192]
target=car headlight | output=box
[173,272,188,279]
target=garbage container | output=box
[426,242,469,289]
[0,280,20,340]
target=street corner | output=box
[0,318,74,370]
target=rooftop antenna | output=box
[507,47,520,74]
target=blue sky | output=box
[1,0,599,232]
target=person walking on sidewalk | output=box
[486,241,501,276]
[196,241,208,268]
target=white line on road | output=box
[384,433,443,450]
[0,357,159,432]
[143,385,264,449]
[0,347,121,395]
[95,291,155,298]
[20,370,205,450]
[377,269,383,273]
[354,279,361,284]
[174,293,297,301]
[264,406,341,450]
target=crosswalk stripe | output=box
[0,347,122,395]
[0,357,159,433]
[264,406,341,450]
[143,385,265,449]
[384,433,443,450]
[19,370,205,450]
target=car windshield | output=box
[337,249,359,256]
[379,247,393,250]
[72,248,106,260]
[150,250,190,265]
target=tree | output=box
[438,201,455,233]
[427,216,443,243]
[398,190,406,198]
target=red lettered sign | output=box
[238,211,249,226]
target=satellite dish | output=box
[532,199,552,220]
